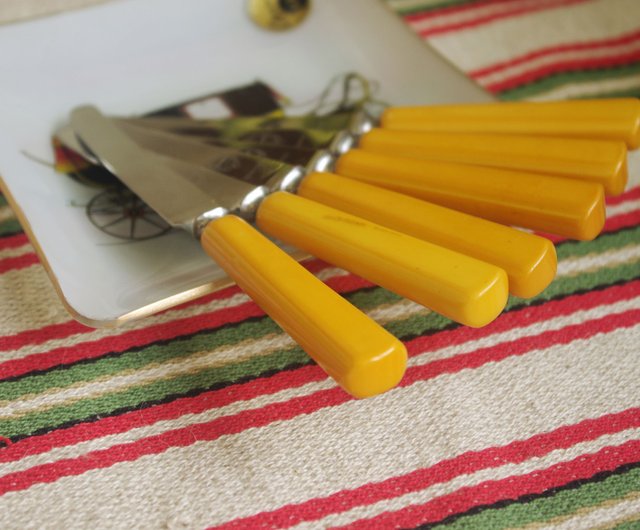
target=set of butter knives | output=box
[59,98,640,398]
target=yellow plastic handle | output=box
[380,99,640,149]
[298,172,557,299]
[359,128,628,196]
[201,215,407,399]
[336,149,605,241]
[256,192,508,328]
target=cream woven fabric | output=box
[1,1,639,528]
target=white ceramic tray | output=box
[0,0,492,326]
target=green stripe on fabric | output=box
[0,218,22,237]
[0,197,21,235]
[1,226,638,404]
[391,232,640,338]
[496,63,640,101]
[576,88,640,99]
[0,222,638,437]
[0,344,311,439]
[3,226,638,402]
[0,318,283,400]
[389,0,477,17]
[531,260,639,305]
[556,226,640,261]
[2,259,638,441]
[0,287,404,401]
[5,228,638,404]
[612,518,640,530]
[347,285,402,309]
[387,311,452,339]
[428,465,640,530]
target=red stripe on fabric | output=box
[0,233,28,250]
[1,281,638,467]
[406,279,640,357]
[5,183,638,363]
[0,386,350,496]
[602,209,640,234]
[339,440,640,530]
[469,28,640,78]
[1,184,637,359]
[301,258,333,274]
[0,301,267,380]
[0,365,328,465]
[3,282,253,353]
[412,0,589,38]
[1,295,638,493]
[210,407,640,529]
[0,320,91,353]
[0,260,334,354]
[537,232,566,244]
[403,308,640,388]
[324,274,373,293]
[484,51,640,93]
[607,186,640,206]
[0,270,365,381]
[0,253,39,274]
[0,286,244,353]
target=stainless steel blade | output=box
[70,106,260,231]
[111,122,325,193]
[119,121,318,166]
[55,123,99,164]
[55,121,317,172]
[116,122,292,188]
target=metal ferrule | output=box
[329,130,357,155]
[306,149,336,173]
[192,182,269,235]
[347,109,376,136]
[192,185,269,238]
[266,165,307,194]
[192,206,229,239]
[327,108,377,156]
[239,185,270,218]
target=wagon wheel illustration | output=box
[86,187,171,240]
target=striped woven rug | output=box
[1,0,640,528]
